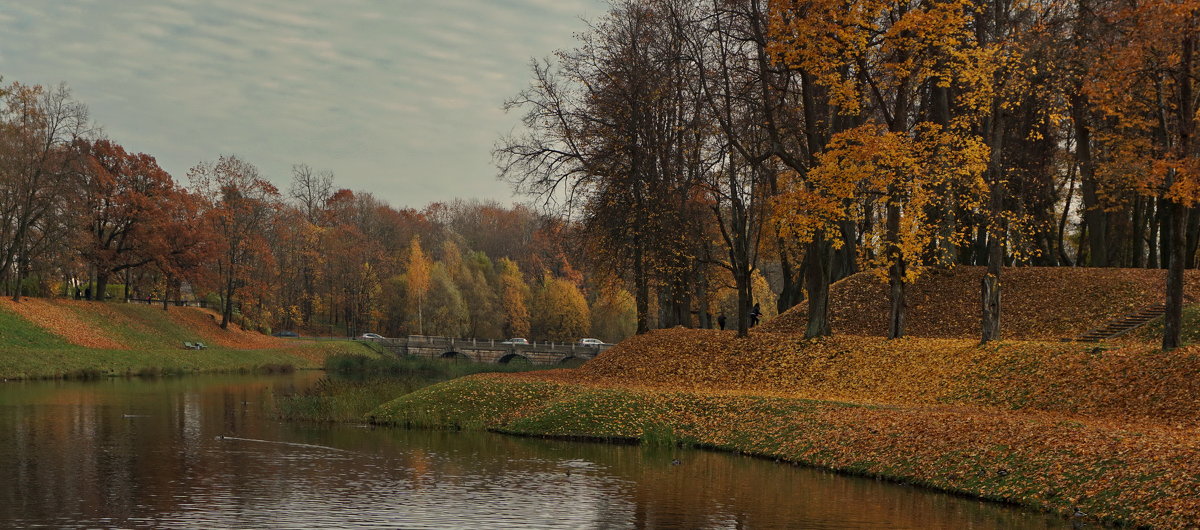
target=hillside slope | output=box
[0,298,291,351]
[761,266,1200,339]
[550,328,1200,427]
[0,298,365,378]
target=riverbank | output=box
[369,328,1200,528]
[0,297,371,379]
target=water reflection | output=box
[0,374,1069,528]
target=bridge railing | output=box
[404,335,610,355]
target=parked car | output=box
[578,338,605,347]
[360,333,384,340]
[272,331,299,338]
[501,337,529,345]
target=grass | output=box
[0,343,367,380]
[0,307,79,349]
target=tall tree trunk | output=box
[1132,196,1146,267]
[1147,200,1159,268]
[633,237,650,334]
[804,231,832,338]
[1166,34,1195,348]
[1072,92,1108,267]
[1185,207,1200,268]
[777,247,804,314]
[736,268,751,338]
[981,211,1005,343]
[833,218,858,281]
[95,270,111,304]
[886,200,905,339]
[1057,158,1078,265]
[11,250,24,302]
[1165,198,1186,349]
[221,274,234,330]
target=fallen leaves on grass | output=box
[761,266,1200,340]
[0,298,127,350]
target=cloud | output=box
[0,0,606,209]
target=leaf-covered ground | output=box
[371,328,1200,528]
[761,266,1200,339]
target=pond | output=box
[0,373,1071,528]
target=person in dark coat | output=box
[717,313,726,330]
[749,303,761,327]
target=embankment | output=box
[369,328,1200,528]
[0,298,369,379]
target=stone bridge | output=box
[369,335,611,365]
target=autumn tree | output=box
[0,82,89,300]
[497,0,711,334]
[589,280,637,342]
[531,273,591,341]
[188,155,280,329]
[71,139,181,301]
[405,236,432,335]
[1087,0,1199,348]
[497,257,531,338]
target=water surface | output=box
[0,373,1070,528]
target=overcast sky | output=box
[0,0,605,209]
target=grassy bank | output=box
[0,297,372,379]
[368,329,1200,528]
[0,340,372,380]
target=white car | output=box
[360,333,384,340]
[578,338,605,346]
[501,337,529,345]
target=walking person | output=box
[717,313,726,330]
[749,303,761,327]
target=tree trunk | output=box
[95,271,110,304]
[777,245,804,314]
[221,275,234,330]
[886,201,905,339]
[736,268,751,338]
[634,238,650,335]
[1185,207,1200,269]
[1072,91,1108,267]
[1164,199,1186,350]
[1132,196,1146,267]
[10,251,24,302]
[984,200,1003,342]
[804,231,831,338]
[832,218,858,282]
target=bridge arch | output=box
[441,351,474,362]
[497,353,532,365]
[558,356,586,367]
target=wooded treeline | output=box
[496,0,1198,347]
[0,80,656,341]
